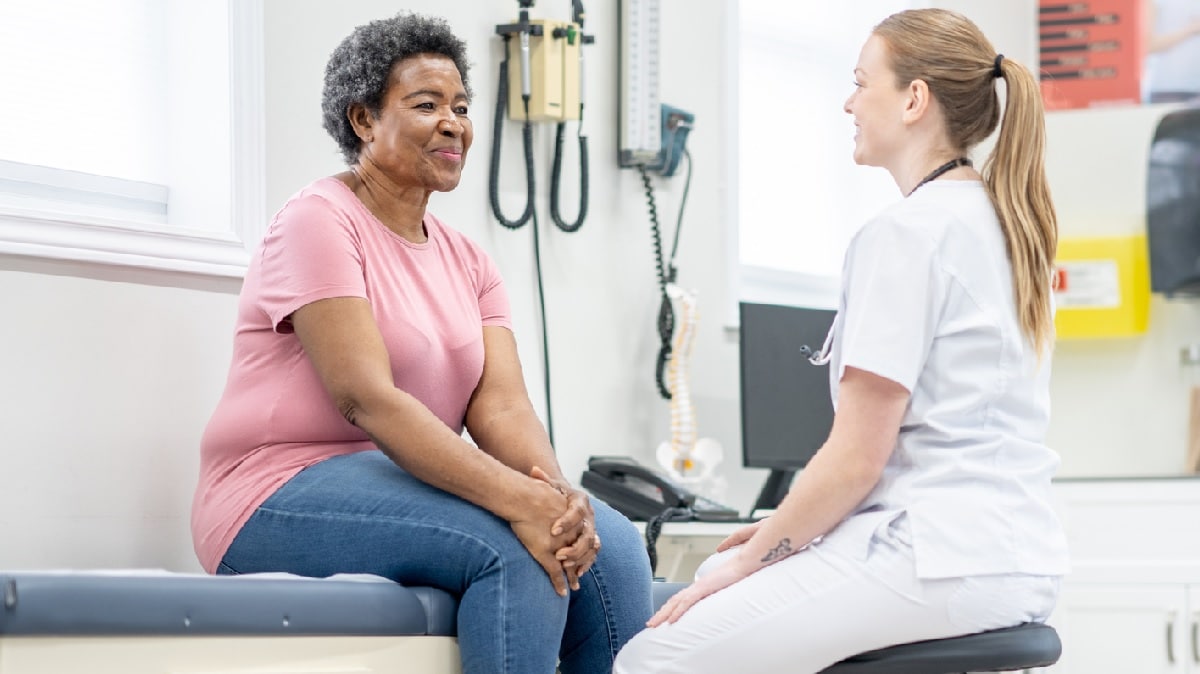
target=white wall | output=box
[0,256,238,571]
[1044,105,1200,477]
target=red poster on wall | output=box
[1039,0,1143,109]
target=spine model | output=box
[656,283,723,487]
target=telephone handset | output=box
[580,456,740,523]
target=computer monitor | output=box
[738,301,836,512]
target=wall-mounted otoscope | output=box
[550,0,592,232]
[490,1,540,230]
[489,0,593,232]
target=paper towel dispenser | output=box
[1148,107,1200,297]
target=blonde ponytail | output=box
[982,57,1058,354]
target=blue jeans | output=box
[218,450,653,674]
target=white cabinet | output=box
[1043,479,1200,673]
[1049,584,1192,673]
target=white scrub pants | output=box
[613,514,1059,674]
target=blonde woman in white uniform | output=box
[614,9,1069,673]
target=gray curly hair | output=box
[321,12,472,165]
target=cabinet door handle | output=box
[1192,615,1199,664]
[1168,611,1177,665]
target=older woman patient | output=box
[191,12,651,674]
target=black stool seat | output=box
[821,622,1062,674]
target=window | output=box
[0,0,265,278]
[735,0,913,309]
[0,2,169,183]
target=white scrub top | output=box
[827,180,1070,579]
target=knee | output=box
[591,500,651,571]
[478,535,562,593]
[445,518,566,603]
[457,532,569,625]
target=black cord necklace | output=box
[908,157,972,196]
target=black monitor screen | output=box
[738,302,836,472]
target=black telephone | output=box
[580,456,741,523]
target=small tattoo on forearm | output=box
[760,538,793,563]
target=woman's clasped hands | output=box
[509,465,602,596]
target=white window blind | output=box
[0,1,168,184]
[737,0,914,307]
[0,0,263,278]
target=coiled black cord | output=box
[644,505,693,574]
[640,166,673,292]
[549,122,588,232]
[489,40,536,230]
[640,165,675,400]
[639,150,695,402]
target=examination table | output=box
[0,571,461,673]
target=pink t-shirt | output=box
[191,177,512,573]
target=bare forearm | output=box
[730,366,907,570]
[356,391,540,521]
[462,327,568,484]
[468,404,564,482]
[733,445,882,571]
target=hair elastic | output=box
[992,53,1004,79]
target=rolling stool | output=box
[650,582,1061,674]
[820,622,1061,673]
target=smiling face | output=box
[354,54,473,193]
[843,35,908,170]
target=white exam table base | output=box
[0,572,461,673]
[0,635,460,673]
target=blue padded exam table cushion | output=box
[0,572,458,637]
